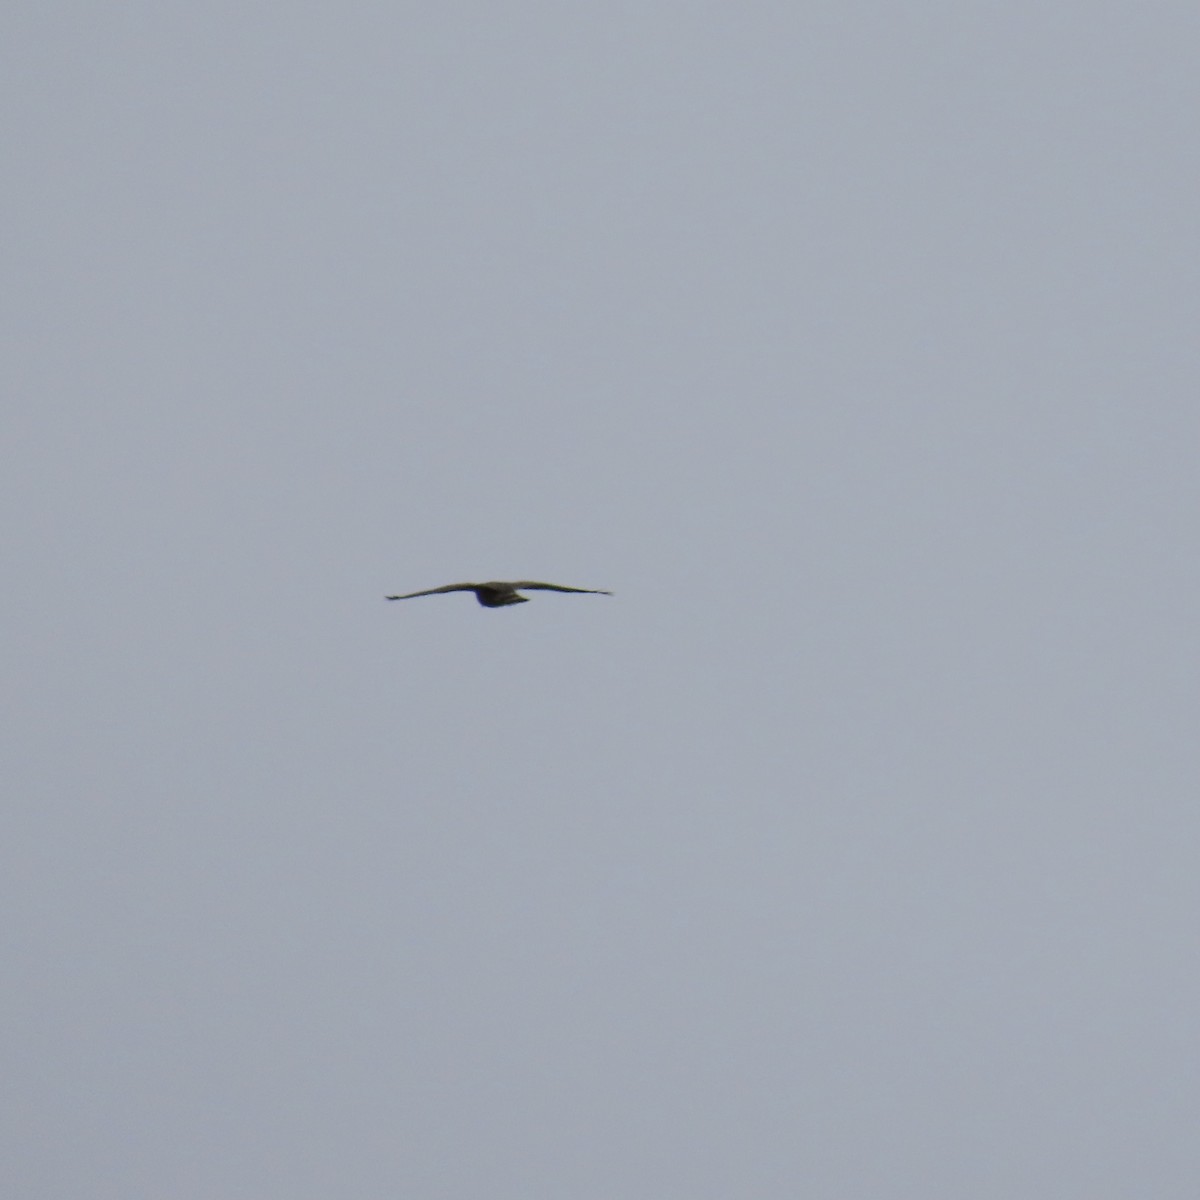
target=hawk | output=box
[385,581,613,608]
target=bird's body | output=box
[385,581,612,607]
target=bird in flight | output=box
[385,581,613,608]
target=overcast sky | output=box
[4,4,1198,1197]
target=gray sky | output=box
[4,3,1198,1197]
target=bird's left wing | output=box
[385,583,478,601]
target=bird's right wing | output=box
[385,583,477,601]
[513,582,613,595]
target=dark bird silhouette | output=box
[385,581,613,608]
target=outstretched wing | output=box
[385,583,479,601]
[511,582,613,595]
